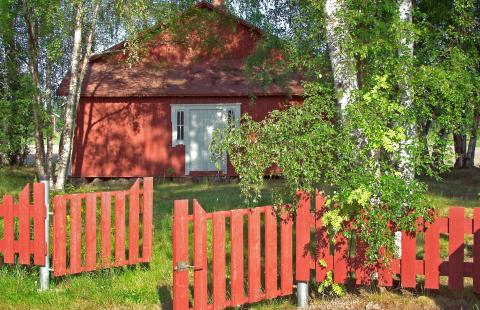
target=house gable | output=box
[57,1,303,98]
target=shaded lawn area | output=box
[0,167,479,309]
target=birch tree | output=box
[397,0,415,179]
[324,0,358,117]
[54,0,100,190]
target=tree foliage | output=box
[212,0,479,261]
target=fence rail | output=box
[52,177,153,276]
[0,183,46,265]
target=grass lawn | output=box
[0,167,479,309]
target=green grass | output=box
[0,167,479,309]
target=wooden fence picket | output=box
[3,195,14,264]
[18,186,30,264]
[100,193,112,267]
[424,216,440,289]
[280,210,293,296]
[173,199,189,310]
[248,207,261,303]
[448,207,464,290]
[212,212,226,309]
[474,208,480,293]
[230,210,245,306]
[85,193,97,272]
[264,206,277,299]
[193,200,207,309]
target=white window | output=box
[227,109,236,125]
[172,109,185,146]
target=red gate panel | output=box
[52,177,153,277]
[0,183,46,266]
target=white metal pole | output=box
[297,281,308,308]
[395,231,402,258]
[39,175,50,291]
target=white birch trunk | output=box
[54,1,101,190]
[324,0,359,116]
[398,0,415,180]
[54,3,85,190]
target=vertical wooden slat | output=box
[378,247,392,287]
[264,206,277,299]
[212,213,226,309]
[142,177,153,262]
[70,195,82,274]
[114,192,126,265]
[333,233,348,284]
[129,180,140,263]
[53,195,67,276]
[193,200,208,309]
[33,183,46,265]
[295,191,311,283]
[85,193,97,271]
[101,193,112,267]
[248,208,261,303]
[173,200,190,310]
[474,209,480,293]
[280,210,293,295]
[401,231,416,288]
[18,186,30,264]
[3,195,14,264]
[448,207,464,290]
[315,192,331,282]
[424,217,440,289]
[230,210,245,306]
[355,236,370,285]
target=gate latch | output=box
[175,261,202,271]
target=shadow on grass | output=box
[421,167,480,200]
[157,285,173,309]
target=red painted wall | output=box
[72,96,301,177]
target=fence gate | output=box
[52,178,153,276]
[0,183,46,266]
[173,200,294,309]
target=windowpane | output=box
[228,110,235,123]
[176,110,184,141]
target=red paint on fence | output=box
[230,210,245,306]
[0,183,46,266]
[173,191,480,309]
[264,206,277,299]
[52,178,153,277]
[212,213,226,308]
[448,207,464,290]
[173,200,189,310]
[173,201,294,310]
[424,215,440,289]
[295,191,311,283]
[193,200,207,309]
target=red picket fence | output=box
[173,191,480,309]
[52,177,153,276]
[0,183,46,265]
[297,191,480,291]
[173,199,294,310]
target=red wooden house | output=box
[58,1,303,178]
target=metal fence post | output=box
[395,231,402,258]
[39,175,50,291]
[297,281,308,308]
